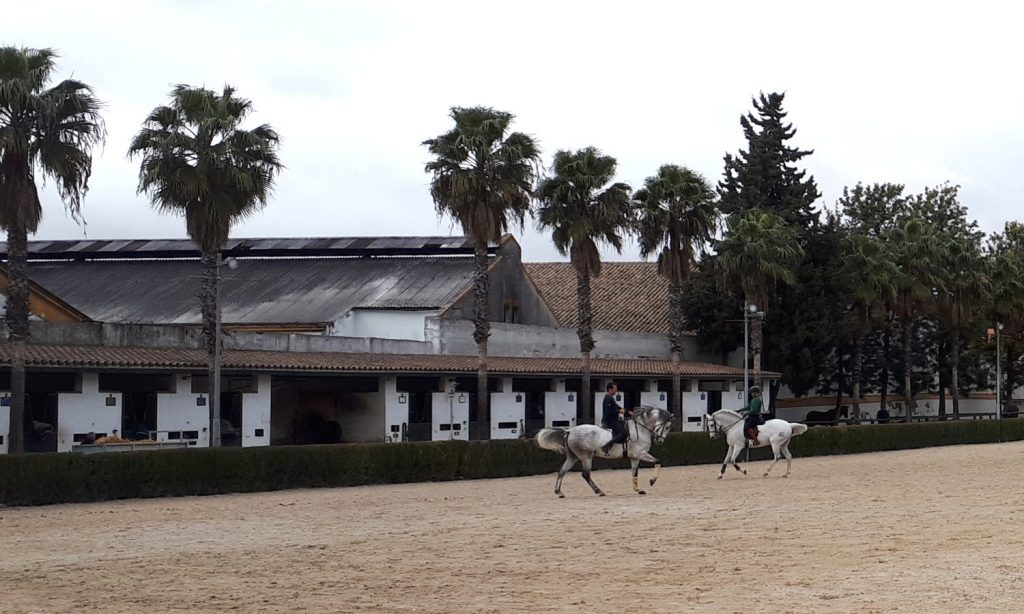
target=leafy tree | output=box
[633,164,718,425]
[838,233,897,417]
[0,47,104,453]
[716,209,803,390]
[987,223,1024,404]
[129,85,281,445]
[535,147,631,424]
[937,236,989,417]
[886,216,943,420]
[423,107,539,425]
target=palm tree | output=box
[838,233,897,418]
[423,107,539,427]
[988,232,1024,412]
[937,237,989,419]
[535,147,632,424]
[887,217,942,422]
[0,47,105,454]
[634,164,718,426]
[716,210,803,390]
[129,85,281,445]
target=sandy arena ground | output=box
[3,441,1024,613]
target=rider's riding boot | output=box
[601,441,614,455]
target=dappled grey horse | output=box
[702,409,808,479]
[535,406,674,497]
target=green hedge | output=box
[2,419,1023,507]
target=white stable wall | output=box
[431,391,469,441]
[156,374,209,447]
[544,379,577,428]
[681,380,706,432]
[57,373,122,452]
[383,376,409,443]
[241,374,272,447]
[491,378,525,439]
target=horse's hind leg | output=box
[781,442,793,478]
[763,439,783,477]
[649,459,661,488]
[631,458,647,495]
[580,455,605,496]
[554,453,578,498]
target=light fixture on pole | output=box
[210,254,238,448]
[996,321,1004,420]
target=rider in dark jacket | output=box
[600,382,630,454]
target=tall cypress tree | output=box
[719,92,820,228]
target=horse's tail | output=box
[535,428,568,453]
[791,423,809,436]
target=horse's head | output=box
[704,409,739,440]
[634,406,674,445]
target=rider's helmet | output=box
[749,386,761,395]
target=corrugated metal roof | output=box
[25,256,481,325]
[0,236,487,260]
[0,344,778,378]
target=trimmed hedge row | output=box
[2,419,1023,507]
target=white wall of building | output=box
[57,372,122,452]
[491,378,526,439]
[681,379,706,432]
[544,379,577,428]
[334,310,435,341]
[241,374,272,447]
[0,392,9,454]
[156,374,209,448]
[383,376,410,443]
[431,391,469,441]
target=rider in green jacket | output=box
[740,386,763,444]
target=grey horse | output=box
[535,406,674,497]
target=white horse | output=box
[535,406,674,497]
[702,409,808,479]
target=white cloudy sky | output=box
[8,0,1024,261]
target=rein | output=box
[629,410,672,445]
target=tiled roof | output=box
[524,262,680,335]
[0,344,776,378]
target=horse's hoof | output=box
[649,479,656,487]
[782,475,789,479]
[597,492,606,497]
[742,470,748,475]
[557,493,565,498]
[637,490,647,496]
[717,475,723,480]
[763,473,769,478]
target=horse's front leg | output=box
[631,458,647,495]
[731,444,747,475]
[718,445,733,479]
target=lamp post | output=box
[210,253,238,447]
[743,303,764,403]
[997,321,1004,420]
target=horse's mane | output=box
[634,405,671,423]
[714,408,742,420]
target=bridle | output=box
[703,411,743,438]
[630,408,673,445]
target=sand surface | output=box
[3,441,1023,613]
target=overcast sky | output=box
[8,0,1024,262]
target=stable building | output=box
[0,235,775,453]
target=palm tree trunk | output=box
[668,282,685,429]
[6,224,30,454]
[951,332,960,419]
[852,329,864,419]
[880,324,890,419]
[576,269,595,424]
[902,315,914,423]
[200,250,219,446]
[472,244,491,429]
